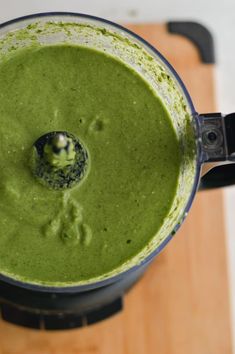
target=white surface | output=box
[0,0,235,349]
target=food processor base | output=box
[0,265,146,330]
[1,296,122,330]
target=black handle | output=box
[198,113,235,189]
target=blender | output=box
[0,12,234,330]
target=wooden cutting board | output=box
[0,23,232,354]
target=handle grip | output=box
[198,113,235,189]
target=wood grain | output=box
[0,24,232,354]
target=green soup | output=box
[0,44,181,286]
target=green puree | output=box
[0,44,181,286]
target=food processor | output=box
[0,12,234,330]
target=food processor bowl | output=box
[0,13,234,329]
